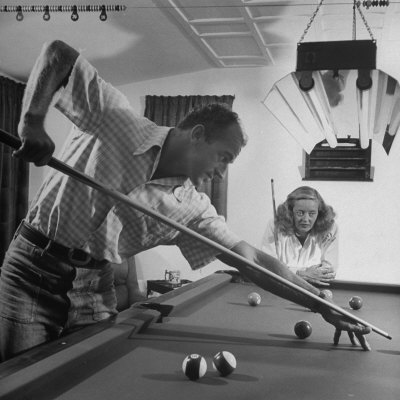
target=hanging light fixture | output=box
[263,0,399,155]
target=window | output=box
[304,138,373,181]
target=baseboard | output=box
[330,280,400,294]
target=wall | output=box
[29,64,400,289]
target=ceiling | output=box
[0,0,399,86]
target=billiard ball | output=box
[349,296,363,310]
[321,289,333,300]
[248,292,261,306]
[212,351,237,377]
[294,320,312,339]
[182,354,207,380]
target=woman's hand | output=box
[297,263,336,286]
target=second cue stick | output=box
[0,128,391,340]
[270,178,280,259]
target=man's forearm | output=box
[217,241,321,311]
[237,262,321,310]
[20,40,78,123]
[15,40,80,165]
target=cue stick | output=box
[270,178,280,259]
[0,128,391,340]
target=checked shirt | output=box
[27,55,240,270]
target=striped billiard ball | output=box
[212,351,237,377]
[182,354,207,380]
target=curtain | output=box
[144,95,235,218]
[0,76,27,264]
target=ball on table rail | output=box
[247,292,261,306]
[182,354,207,381]
[212,351,237,377]
[349,296,363,310]
[294,320,312,339]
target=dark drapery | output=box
[144,95,235,218]
[0,77,27,264]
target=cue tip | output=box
[371,328,392,340]
[377,331,392,340]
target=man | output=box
[0,40,370,361]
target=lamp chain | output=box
[299,0,376,43]
[298,0,325,44]
[356,2,376,41]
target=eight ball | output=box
[294,320,312,339]
[349,296,363,310]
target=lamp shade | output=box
[263,68,400,155]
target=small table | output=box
[147,279,192,297]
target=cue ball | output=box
[182,354,207,381]
[349,296,363,310]
[321,289,333,299]
[212,351,237,377]
[294,320,312,339]
[248,292,261,306]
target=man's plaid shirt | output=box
[27,55,240,270]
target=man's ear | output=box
[190,124,206,142]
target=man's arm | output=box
[217,240,371,350]
[217,240,321,309]
[14,40,79,166]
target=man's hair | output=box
[275,186,336,236]
[177,103,247,146]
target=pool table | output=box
[0,271,399,400]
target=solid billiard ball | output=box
[212,351,237,377]
[182,354,207,380]
[294,320,312,339]
[349,296,363,310]
[248,292,261,306]
[321,289,333,300]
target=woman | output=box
[261,186,338,287]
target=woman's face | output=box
[292,199,319,236]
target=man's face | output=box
[292,199,319,236]
[188,124,243,186]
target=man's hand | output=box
[319,300,371,351]
[14,117,55,166]
[297,263,336,287]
